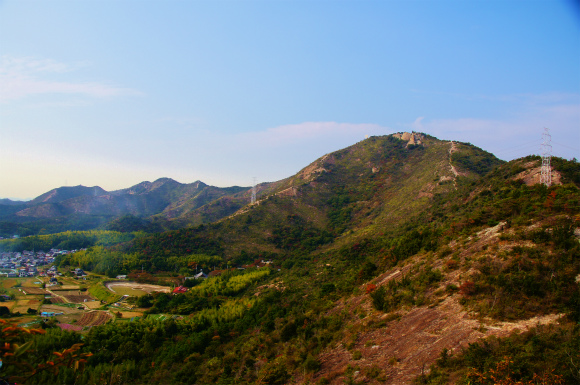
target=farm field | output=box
[17,318,42,328]
[108,286,148,296]
[0,301,16,310]
[105,281,171,296]
[1,278,16,289]
[83,301,102,310]
[117,311,143,318]
[13,298,41,314]
[76,311,112,327]
[20,287,48,295]
[52,285,81,291]
[50,296,65,304]
[58,323,83,332]
[39,304,82,315]
[50,290,94,303]
[60,293,94,303]
[56,313,84,325]
[21,278,44,287]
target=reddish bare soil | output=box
[301,295,561,385]
[50,297,65,304]
[295,221,564,385]
[61,294,94,303]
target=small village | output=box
[0,249,75,278]
[0,249,276,333]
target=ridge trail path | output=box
[449,141,459,189]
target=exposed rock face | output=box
[392,132,424,146]
[299,162,328,182]
[307,296,562,385]
[514,161,562,186]
[276,187,298,197]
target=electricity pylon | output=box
[251,177,257,204]
[540,127,552,187]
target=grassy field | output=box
[117,311,143,318]
[13,298,40,314]
[109,285,149,297]
[2,278,16,289]
[84,301,103,310]
[21,278,44,287]
[88,282,120,303]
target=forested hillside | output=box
[3,134,579,385]
[0,180,251,237]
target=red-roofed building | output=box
[172,286,188,295]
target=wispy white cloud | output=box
[413,92,580,160]
[0,55,142,102]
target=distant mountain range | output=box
[0,178,254,236]
[3,132,577,240]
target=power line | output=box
[551,140,580,153]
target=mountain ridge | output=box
[0,177,252,236]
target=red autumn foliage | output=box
[366,284,377,294]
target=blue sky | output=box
[1,0,579,199]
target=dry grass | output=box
[105,281,171,295]
[0,301,16,310]
[39,304,82,315]
[118,311,143,318]
[1,279,16,289]
[21,287,48,295]
[84,301,103,310]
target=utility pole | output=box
[251,177,257,204]
[540,127,552,187]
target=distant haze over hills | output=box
[1,132,575,238]
[0,177,252,236]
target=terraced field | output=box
[61,294,94,303]
[39,304,81,315]
[13,299,41,314]
[50,297,65,304]
[0,301,15,310]
[21,287,48,295]
[84,301,103,310]
[57,290,94,303]
[76,311,112,327]
[2,278,16,289]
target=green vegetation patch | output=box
[414,323,580,384]
[88,282,120,304]
[459,218,580,321]
[0,230,142,253]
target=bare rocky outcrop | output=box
[392,132,424,146]
[304,295,562,385]
[276,186,299,197]
[514,161,562,186]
